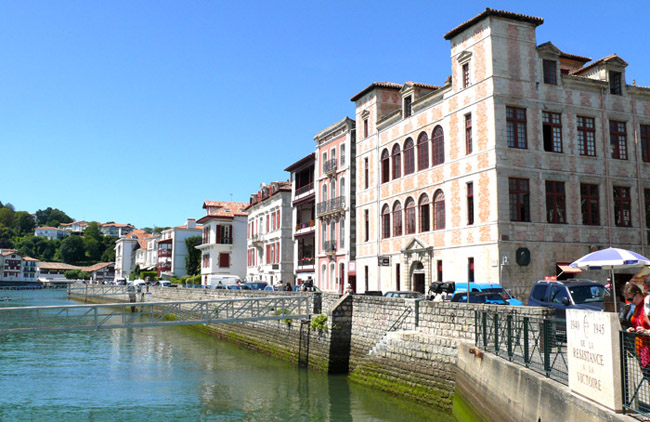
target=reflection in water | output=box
[0,292,456,421]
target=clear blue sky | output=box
[1,1,648,229]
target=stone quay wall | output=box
[78,286,550,411]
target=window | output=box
[419,194,430,232]
[613,186,632,227]
[543,60,557,85]
[364,158,369,189]
[322,152,327,173]
[437,260,443,282]
[433,190,445,230]
[363,118,369,138]
[340,177,345,197]
[340,217,345,249]
[330,220,336,248]
[381,149,390,183]
[432,126,444,165]
[203,253,210,268]
[577,116,596,156]
[391,144,401,179]
[465,114,472,155]
[331,148,336,168]
[509,178,530,222]
[645,190,650,241]
[404,96,412,118]
[506,107,527,149]
[203,226,211,244]
[462,63,470,88]
[641,125,650,163]
[542,111,562,153]
[364,266,369,292]
[467,182,474,225]
[610,71,622,95]
[417,132,429,171]
[322,183,328,202]
[545,181,566,224]
[340,144,346,166]
[580,183,600,226]
[468,257,475,282]
[405,198,416,234]
[219,253,230,268]
[321,222,327,248]
[382,205,391,239]
[364,210,369,242]
[403,138,415,175]
[392,202,403,237]
[331,179,336,200]
[610,120,628,160]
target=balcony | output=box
[158,249,172,258]
[295,220,315,232]
[298,257,314,267]
[295,182,314,197]
[250,233,264,245]
[216,237,232,245]
[323,158,337,175]
[323,241,336,254]
[316,196,346,216]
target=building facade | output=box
[314,118,357,293]
[157,219,202,278]
[285,154,316,286]
[101,223,135,238]
[59,221,89,233]
[246,182,294,285]
[34,227,69,240]
[0,250,38,282]
[114,229,150,280]
[353,8,650,298]
[197,201,248,285]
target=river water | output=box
[0,291,458,421]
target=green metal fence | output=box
[621,330,650,417]
[475,310,568,384]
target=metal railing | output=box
[475,310,568,384]
[621,331,650,417]
[0,296,311,334]
[323,158,337,174]
[323,241,336,253]
[316,196,346,216]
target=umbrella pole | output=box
[611,268,618,314]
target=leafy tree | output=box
[3,203,15,212]
[64,270,80,280]
[84,237,103,261]
[59,235,85,264]
[184,235,202,276]
[133,264,141,277]
[78,271,90,280]
[101,246,115,262]
[14,211,35,235]
[35,207,73,227]
[0,200,3,208]
[0,225,14,248]
[84,222,103,242]
[153,227,169,234]
[0,207,15,228]
[142,227,153,234]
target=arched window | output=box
[405,197,416,234]
[392,202,403,237]
[330,220,336,248]
[331,179,336,200]
[330,263,336,288]
[381,149,390,183]
[381,204,391,239]
[391,144,401,179]
[432,126,445,166]
[403,138,414,175]
[322,183,328,202]
[433,190,446,230]
[417,132,429,171]
[340,177,345,198]
[321,221,327,248]
[340,217,345,248]
[419,194,430,232]
[321,264,327,287]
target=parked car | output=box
[527,279,608,320]
[158,280,172,287]
[454,282,523,306]
[227,284,251,290]
[451,292,508,305]
[245,282,268,290]
[384,291,425,299]
[264,285,280,291]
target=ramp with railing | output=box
[0,296,310,334]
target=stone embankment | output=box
[79,286,549,411]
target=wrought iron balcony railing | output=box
[316,196,346,216]
[323,158,337,175]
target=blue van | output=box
[454,282,522,306]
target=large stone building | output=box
[353,8,650,298]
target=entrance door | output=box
[413,273,425,293]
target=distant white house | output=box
[34,226,69,241]
[157,219,202,278]
[0,249,39,282]
[101,223,134,238]
[59,221,89,233]
[114,229,150,280]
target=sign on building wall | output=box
[378,256,391,266]
[566,309,622,411]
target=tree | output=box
[14,211,35,235]
[101,246,115,262]
[0,226,14,248]
[84,237,103,261]
[84,222,103,242]
[35,207,73,227]
[0,207,15,228]
[59,235,85,264]
[3,203,15,212]
[64,270,80,280]
[185,236,202,276]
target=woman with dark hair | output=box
[625,283,650,376]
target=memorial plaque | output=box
[566,309,622,411]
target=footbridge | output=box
[0,296,310,334]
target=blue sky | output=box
[1,1,649,229]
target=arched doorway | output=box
[411,261,425,293]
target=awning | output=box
[558,263,582,274]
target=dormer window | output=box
[610,71,622,95]
[462,63,470,88]
[403,96,412,118]
[543,60,557,85]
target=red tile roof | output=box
[570,54,628,76]
[443,8,544,40]
[350,82,403,102]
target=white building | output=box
[114,229,149,280]
[157,219,202,278]
[101,223,135,238]
[0,250,38,282]
[246,181,295,286]
[135,233,160,272]
[34,226,69,240]
[196,201,248,286]
[59,221,89,233]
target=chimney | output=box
[186,218,196,229]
